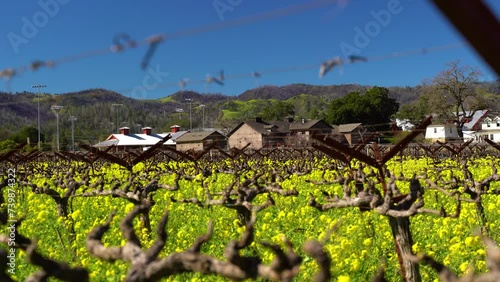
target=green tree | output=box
[259,101,295,121]
[10,125,43,145]
[326,87,399,131]
[395,86,429,125]
[0,139,16,153]
[395,103,426,125]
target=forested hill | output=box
[238,84,419,105]
[0,83,418,124]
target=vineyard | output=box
[1,120,500,282]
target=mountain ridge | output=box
[0,83,432,148]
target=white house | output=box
[475,115,500,143]
[424,123,460,142]
[94,125,189,151]
[461,110,489,142]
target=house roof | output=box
[229,119,332,137]
[337,123,363,133]
[164,131,189,145]
[175,131,225,143]
[93,139,119,148]
[289,119,332,131]
[268,121,291,133]
[229,121,283,136]
[462,110,488,130]
[483,115,500,122]
[94,133,170,147]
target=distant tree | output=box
[327,92,363,125]
[0,128,12,141]
[223,100,239,111]
[395,94,429,125]
[259,101,295,121]
[326,87,399,131]
[10,125,43,145]
[423,60,485,136]
[475,82,500,112]
[164,116,189,132]
[0,139,16,153]
[308,108,319,120]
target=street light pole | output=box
[32,84,46,151]
[51,105,63,151]
[199,104,205,131]
[69,116,77,151]
[185,98,193,131]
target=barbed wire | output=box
[0,0,472,98]
[0,0,343,82]
[113,42,466,94]
[0,41,466,101]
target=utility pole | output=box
[185,98,193,131]
[111,104,123,133]
[199,104,205,131]
[32,84,46,151]
[69,116,77,151]
[51,105,63,151]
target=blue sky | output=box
[1,0,499,99]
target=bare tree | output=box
[427,60,484,136]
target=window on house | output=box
[491,134,494,140]
[487,121,491,127]
[449,127,452,133]
[497,121,500,127]
[433,128,437,133]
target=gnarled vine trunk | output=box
[389,216,421,282]
[475,200,489,235]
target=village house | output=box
[336,123,370,145]
[475,114,500,142]
[227,117,334,150]
[460,110,489,142]
[93,126,188,151]
[424,122,460,142]
[165,125,190,147]
[227,117,287,150]
[288,119,334,147]
[175,130,227,152]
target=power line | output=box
[0,0,470,97]
[113,42,466,94]
[0,0,473,101]
[0,41,465,108]
[0,0,342,82]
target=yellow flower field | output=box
[1,155,499,281]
